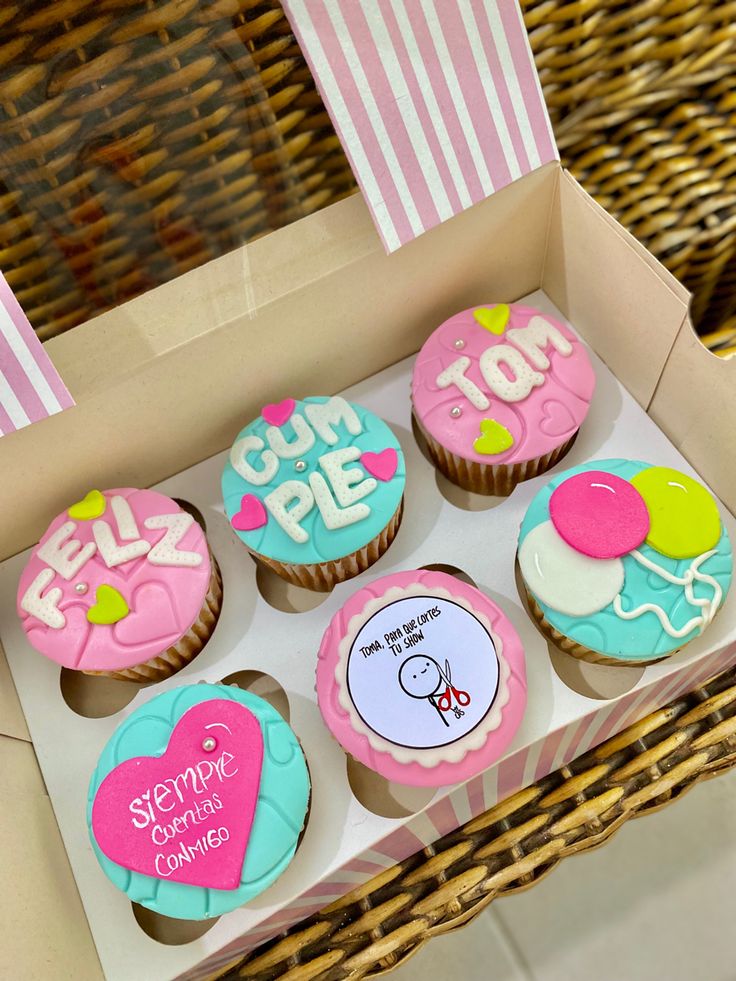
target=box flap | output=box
[0,642,29,741]
[282,0,558,251]
[0,774,102,980]
[650,320,736,518]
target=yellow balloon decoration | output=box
[630,467,721,560]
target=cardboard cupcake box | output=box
[2,9,736,981]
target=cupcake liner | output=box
[252,498,404,592]
[523,584,670,668]
[85,553,223,683]
[414,413,577,495]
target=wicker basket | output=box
[219,661,736,980]
[1,0,736,343]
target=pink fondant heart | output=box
[261,398,295,427]
[539,399,577,438]
[92,699,264,890]
[113,582,180,647]
[360,448,398,482]
[231,494,267,532]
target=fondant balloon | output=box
[518,521,624,616]
[630,467,721,559]
[549,470,649,559]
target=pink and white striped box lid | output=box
[0,271,74,437]
[283,0,558,251]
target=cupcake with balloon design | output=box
[222,396,405,590]
[17,489,221,682]
[517,460,732,665]
[412,303,595,494]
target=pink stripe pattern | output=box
[0,272,74,436]
[283,0,558,251]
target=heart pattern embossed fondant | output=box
[92,699,264,890]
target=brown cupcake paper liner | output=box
[86,552,224,683]
[523,584,671,668]
[414,413,577,495]
[253,498,404,592]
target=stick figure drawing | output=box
[398,655,471,726]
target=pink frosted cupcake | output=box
[17,489,221,682]
[412,303,595,494]
[316,569,526,787]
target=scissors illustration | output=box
[436,659,471,718]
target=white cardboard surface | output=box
[1,290,735,981]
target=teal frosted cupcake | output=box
[517,459,732,665]
[87,684,310,920]
[222,396,406,590]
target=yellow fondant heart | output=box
[87,584,129,625]
[68,489,106,521]
[473,419,514,455]
[473,304,510,335]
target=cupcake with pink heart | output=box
[412,303,595,494]
[87,683,310,919]
[222,396,405,590]
[17,489,221,682]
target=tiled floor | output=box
[393,768,736,981]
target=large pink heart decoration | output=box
[361,448,398,482]
[232,494,268,532]
[92,699,264,890]
[261,398,295,427]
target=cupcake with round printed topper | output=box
[222,396,405,591]
[316,569,526,787]
[411,302,595,494]
[518,459,733,665]
[17,489,221,682]
[87,683,310,920]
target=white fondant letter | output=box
[304,397,362,446]
[435,357,489,410]
[37,521,97,580]
[319,447,376,507]
[230,435,279,486]
[309,473,370,529]
[20,568,65,629]
[265,481,314,543]
[93,521,151,568]
[265,413,316,459]
[506,316,573,370]
[110,495,141,541]
[144,512,203,567]
[479,345,545,402]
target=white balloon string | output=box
[614,549,722,638]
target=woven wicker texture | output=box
[220,661,736,980]
[1,1,736,344]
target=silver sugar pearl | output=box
[295,460,307,473]
[74,582,88,594]
[454,338,465,349]
[450,406,462,418]
[202,736,217,752]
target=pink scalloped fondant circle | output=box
[549,469,650,559]
[411,304,595,466]
[316,569,527,786]
[17,489,212,672]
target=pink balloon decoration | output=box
[549,470,650,559]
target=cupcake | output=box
[17,489,221,682]
[412,302,595,494]
[316,569,526,786]
[518,460,733,665]
[87,683,310,919]
[222,396,406,590]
